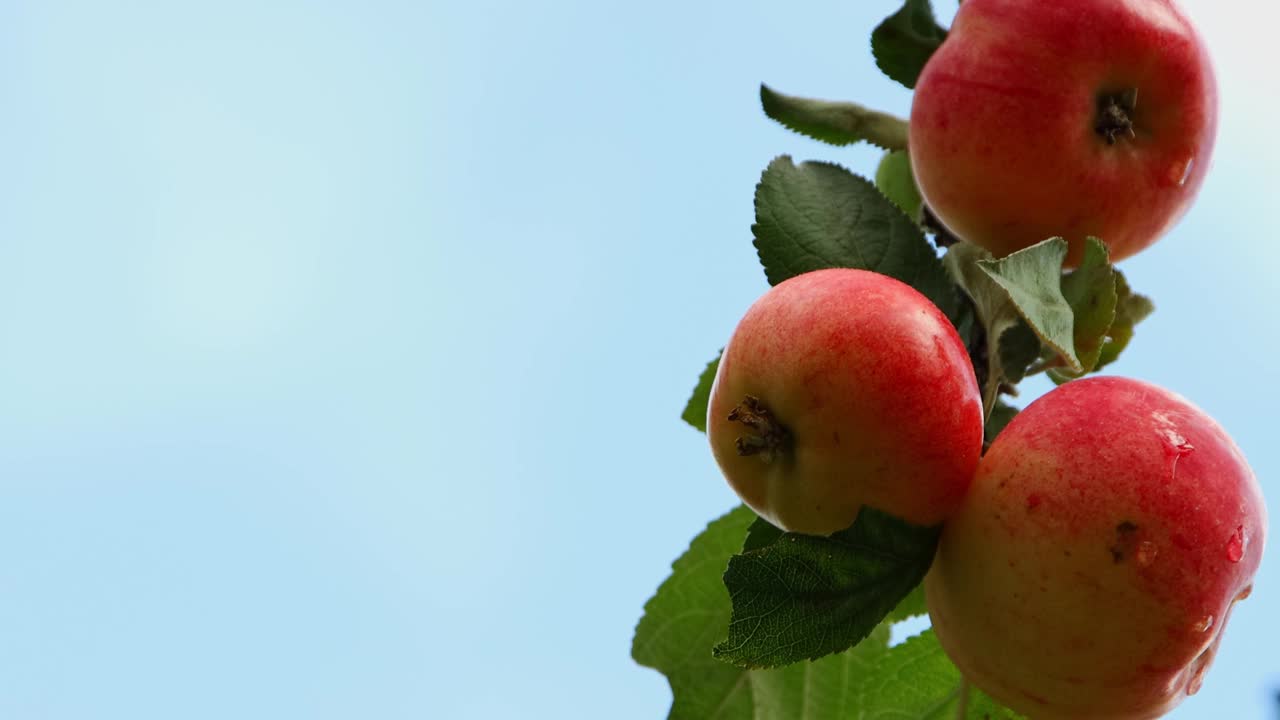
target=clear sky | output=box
[0,0,1275,718]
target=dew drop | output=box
[1152,413,1194,484]
[1226,526,1246,563]
[1186,660,1209,696]
[1152,413,1192,449]
[1185,637,1219,697]
[1191,614,1214,633]
[1165,156,1196,187]
[1161,428,1190,450]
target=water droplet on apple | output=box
[1136,540,1158,567]
[1152,412,1195,483]
[1185,629,1222,697]
[1170,157,1195,187]
[1191,614,1214,633]
[1157,429,1193,454]
[1186,659,1209,696]
[1226,526,1246,563]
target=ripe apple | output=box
[908,0,1217,266]
[706,268,983,535]
[926,377,1265,719]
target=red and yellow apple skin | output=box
[706,269,983,535]
[908,0,1217,267]
[927,377,1265,720]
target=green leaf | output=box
[713,507,941,668]
[976,238,1080,373]
[997,321,1042,386]
[944,242,1028,417]
[874,150,924,221]
[632,506,759,719]
[742,519,927,625]
[951,294,982,370]
[747,624,891,719]
[856,630,1024,719]
[681,354,721,432]
[1057,238,1118,374]
[768,527,927,627]
[759,84,909,150]
[886,581,927,623]
[742,516,785,553]
[985,400,1019,447]
[752,156,958,321]
[633,507,900,720]
[1095,270,1155,371]
[871,0,948,89]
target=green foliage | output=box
[874,150,924,221]
[985,401,1020,447]
[652,13,1165,714]
[760,84,909,150]
[1053,238,1119,377]
[632,506,760,719]
[871,0,948,89]
[681,354,720,432]
[743,624,892,719]
[945,242,1042,416]
[975,238,1080,373]
[997,321,1042,386]
[633,507,990,719]
[859,630,1024,719]
[745,516,928,623]
[945,238,1149,414]
[1094,270,1155,372]
[752,156,958,320]
[1061,239,1119,367]
[886,581,927,623]
[742,516,785,552]
[714,508,941,668]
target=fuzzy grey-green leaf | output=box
[1095,270,1155,371]
[1058,237,1118,375]
[760,84,909,150]
[976,238,1080,372]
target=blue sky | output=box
[0,0,1274,717]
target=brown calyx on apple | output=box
[727,395,793,463]
[1096,87,1139,145]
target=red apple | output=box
[908,0,1217,266]
[926,377,1265,719]
[706,268,983,535]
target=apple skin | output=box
[926,377,1265,720]
[908,0,1217,267]
[706,268,983,535]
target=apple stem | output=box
[728,396,793,463]
[1025,354,1067,376]
[1095,88,1139,145]
[981,348,1002,423]
[954,679,971,719]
